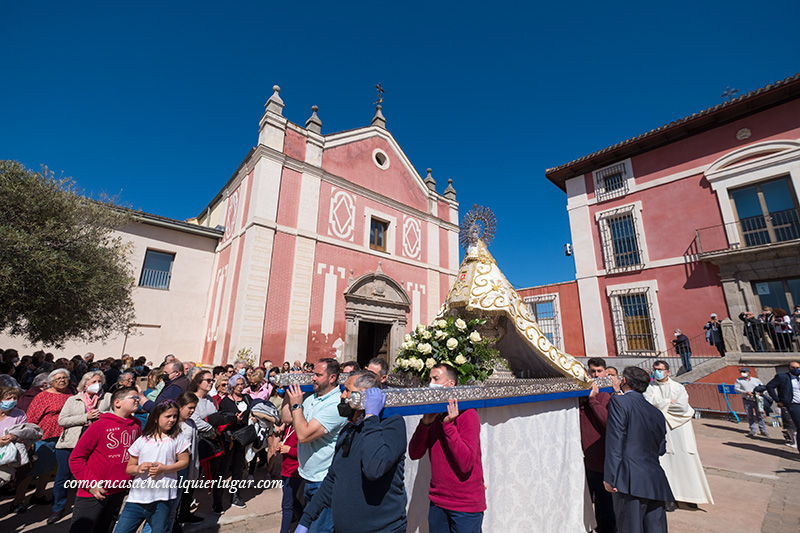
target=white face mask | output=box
[674,333,680,337]
[429,383,444,388]
[741,372,749,378]
[86,383,102,394]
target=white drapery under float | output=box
[274,240,601,532]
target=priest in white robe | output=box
[644,360,714,507]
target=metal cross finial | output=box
[374,83,385,105]
[721,87,738,101]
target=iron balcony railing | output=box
[736,314,799,353]
[695,208,800,254]
[139,268,171,290]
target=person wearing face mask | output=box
[766,361,800,454]
[233,359,248,377]
[409,364,485,533]
[50,371,113,524]
[644,360,713,511]
[734,367,768,437]
[0,386,28,513]
[294,371,407,533]
[672,329,693,372]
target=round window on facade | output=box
[372,148,390,170]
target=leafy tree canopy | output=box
[0,160,135,347]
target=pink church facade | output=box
[544,73,800,358]
[193,88,460,367]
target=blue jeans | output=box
[428,502,484,533]
[30,437,58,476]
[53,447,73,512]
[280,476,303,533]
[303,480,334,533]
[743,399,766,434]
[142,467,188,533]
[679,352,692,372]
[114,500,174,533]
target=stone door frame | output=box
[343,269,410,366]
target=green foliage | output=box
[393,315,505,384]
[0,160,136,347]
[236,347,257,367]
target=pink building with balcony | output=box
[543,73,800,358]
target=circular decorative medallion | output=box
[736,128,752,141]
[459,204,497,249]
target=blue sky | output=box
[2,1,798,288]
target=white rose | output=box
[421,330,432,340]
[425,358,436,369]
[418,343,433,355]
[402,340,414,351]
[436,319,447,329]
[469,331,481,343]
[455,318,467,330]
[416,324,426,334]
[413,358,425,371]
[434,329,446,340]
[404,334,412,342]
[446,338,458,350]
[455,354,467,365]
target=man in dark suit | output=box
[766,361,800,453]
[604,366,674,533]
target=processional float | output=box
[272,206,604,531]
[273,204,609,412]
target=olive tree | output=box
[0,160,135,347]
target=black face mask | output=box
[337,399,355,419]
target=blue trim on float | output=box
[382,386,613,417]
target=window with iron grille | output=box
[609,289,657,355]
[524,294,563,350]
[595,162,629,202]
[139,250,175,290]
[597,205,644,271]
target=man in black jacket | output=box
[604,366,674,532]
[138,361,191,412]
[295,371,407,533]
[766,361,800,453]
[738,311,765,352]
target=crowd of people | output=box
[664,308,800,376]
[0,349,318,533]
[0,349,483,533]
[581,357,713,533]
[2,345,799,533]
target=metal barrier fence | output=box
[685,382,745,416]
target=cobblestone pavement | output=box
[2,417,798,532]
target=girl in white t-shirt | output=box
[113,400,190,533]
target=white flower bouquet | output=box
[393,316,504,384]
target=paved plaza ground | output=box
[2,416,798,532]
